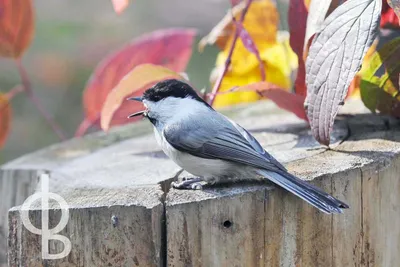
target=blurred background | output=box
[0,0,289,164]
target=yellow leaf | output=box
[212,32,298,108]
[205,0,300,109]
[199,0,278,52]
[260,33,298,80]
[216,0,279,74]
[304,0,311,10]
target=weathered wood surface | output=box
[2,99,400,266]
[1,101,302,267]
[1,121,154,267]
[166,109,400,267]
[8,187,164,267]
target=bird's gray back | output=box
[163,106,286,173]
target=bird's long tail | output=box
[258,169,349,214]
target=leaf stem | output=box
[6,85,24,100]
[75,116,98,137]
[208,0,253,106]
[15,58,67,140]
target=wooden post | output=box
[0,121,154,267]
[2,100,400,266]
[8,188,164,267]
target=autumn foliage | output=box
[1,0,400,150]
[0,0,34,58]
[0,93,11,148]
[79,28,195,135]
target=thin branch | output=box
[208,0,253,106]
[0,85,24,116]
[255,52,266,81]
[6,85,24,100]
[233,16,266,81]
[15,59,67,140]
[207,81,282,99]
[207,86,239,98]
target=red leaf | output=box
[236,82,307,121]
[0,93,11,148]
[295,60,307,97]
[111,0,129,14]
[382,0,400,28]
[79,28,196,136]
[0,0,35,58]
[289,0,308,96]
[100,64,185,131]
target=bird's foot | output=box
[172,177,204,190]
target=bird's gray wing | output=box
[163,117,285,172]
[225,117,287,171]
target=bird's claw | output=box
[171,177,204,190]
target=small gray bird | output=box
[128,79,349,214]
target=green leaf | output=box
[360,77,381,112]
[359,36,400,116]
[360,37,400,79]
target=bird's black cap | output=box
[143,79,211,107]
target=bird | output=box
[127,79,349,214]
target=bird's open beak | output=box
[127,96,145,118]
[128,110,145,118]
[127,96,143,102]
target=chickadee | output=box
[128,79,349,214]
